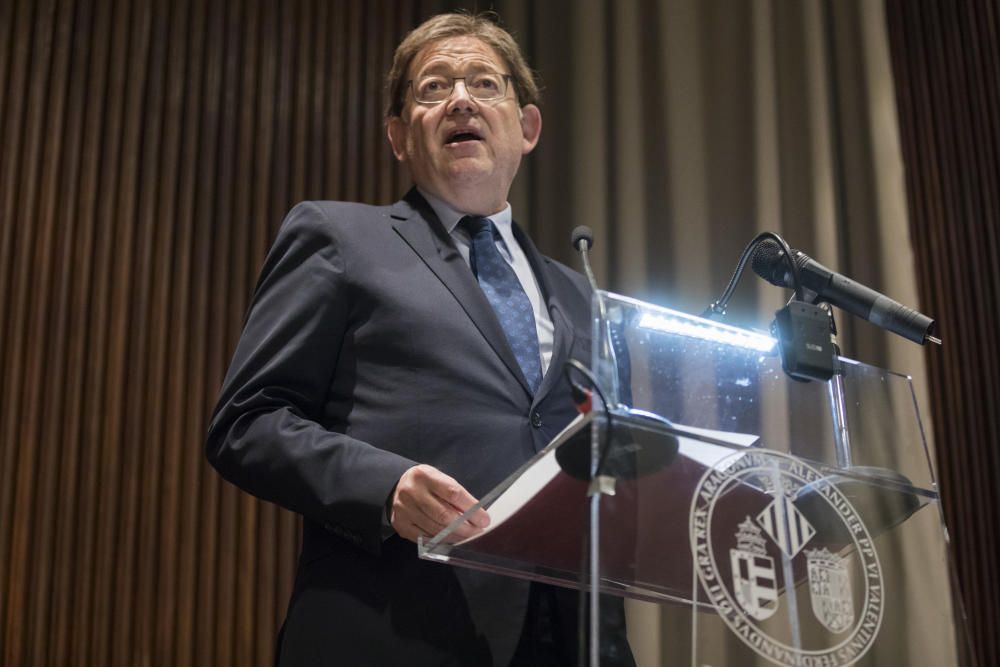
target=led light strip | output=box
[637,312,777,352]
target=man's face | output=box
[387,36,541,216]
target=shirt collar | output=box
[418,187,513,235]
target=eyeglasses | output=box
[408,73,512,104]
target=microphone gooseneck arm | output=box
[703,231,804,319]
[567,225,618,667]
[579,246,598,293]
[571,225,600,294]
[570,226,623,407]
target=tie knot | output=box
[459,215,496,239]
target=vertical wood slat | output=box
[0,1,417,664]
[208,5,251,659]
[0,0,17,137]
[150,1,192,663]
[68,0,112,659]
[106,0,154,663]
[886,1,1000,665]
[0,0,20,643]
[362,2,381,205]
[250,0,275,267]
[179,0,213,661]
[0,1,35,366]
[250,6,284,667]
[289,0,311,208]
[343,1,363,200]
[27,0,78,662]
[48,0,95,663]
[163,0,203,659]
[308,0,328,201]
[326,2,347,200]
[232,0,262,661]
[216,1,247,664]
[86,0,131,660]
[131,0,173,661]
[5,1,56,663]
[0,7,19,513]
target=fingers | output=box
[389,464,491,544]
[393,466,484,541]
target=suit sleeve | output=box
[206,202,416,556]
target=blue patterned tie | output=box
[460,216,543,393]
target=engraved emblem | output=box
[756,494,815,558]
[690,450,884,667]
[807,548,855,633]
[730,517,779,620]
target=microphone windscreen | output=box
[571,225,594,250]
[750,239,786,286]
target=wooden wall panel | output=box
[886,1,1000,665]
[0,1,428,664]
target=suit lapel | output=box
[390,190,533,397]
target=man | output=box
[207,12,633,666]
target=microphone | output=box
[571,225,598,293]
[569,226,600,413]
[571,225,593,250]
[569,227,632,408]
[751,240,939,345]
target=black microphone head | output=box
[750,239,787,286]
[571,225,594,251]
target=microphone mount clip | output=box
[771,299,839,383]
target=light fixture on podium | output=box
[637,310,777,353]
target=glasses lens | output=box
[414,74,507,103]
[467,73,505,100]
[415,75,451,103]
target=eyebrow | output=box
[415,60,501,77]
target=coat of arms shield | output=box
[807,548,854,633]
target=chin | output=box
[444,161,493,184]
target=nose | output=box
[445,79,478,114]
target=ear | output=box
[519,104,542,155]
[387,117,408,162]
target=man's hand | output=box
[389,464,490,543]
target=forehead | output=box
[409,35,506,76]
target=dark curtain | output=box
[886,1,1000,665]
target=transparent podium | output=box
[420,292,966,666]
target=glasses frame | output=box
[407,74,513,106]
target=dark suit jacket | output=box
[206,190,597,665]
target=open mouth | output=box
[444,129,483,146]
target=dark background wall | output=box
[1,0,997,665]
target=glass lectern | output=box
[420,292,966,666]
